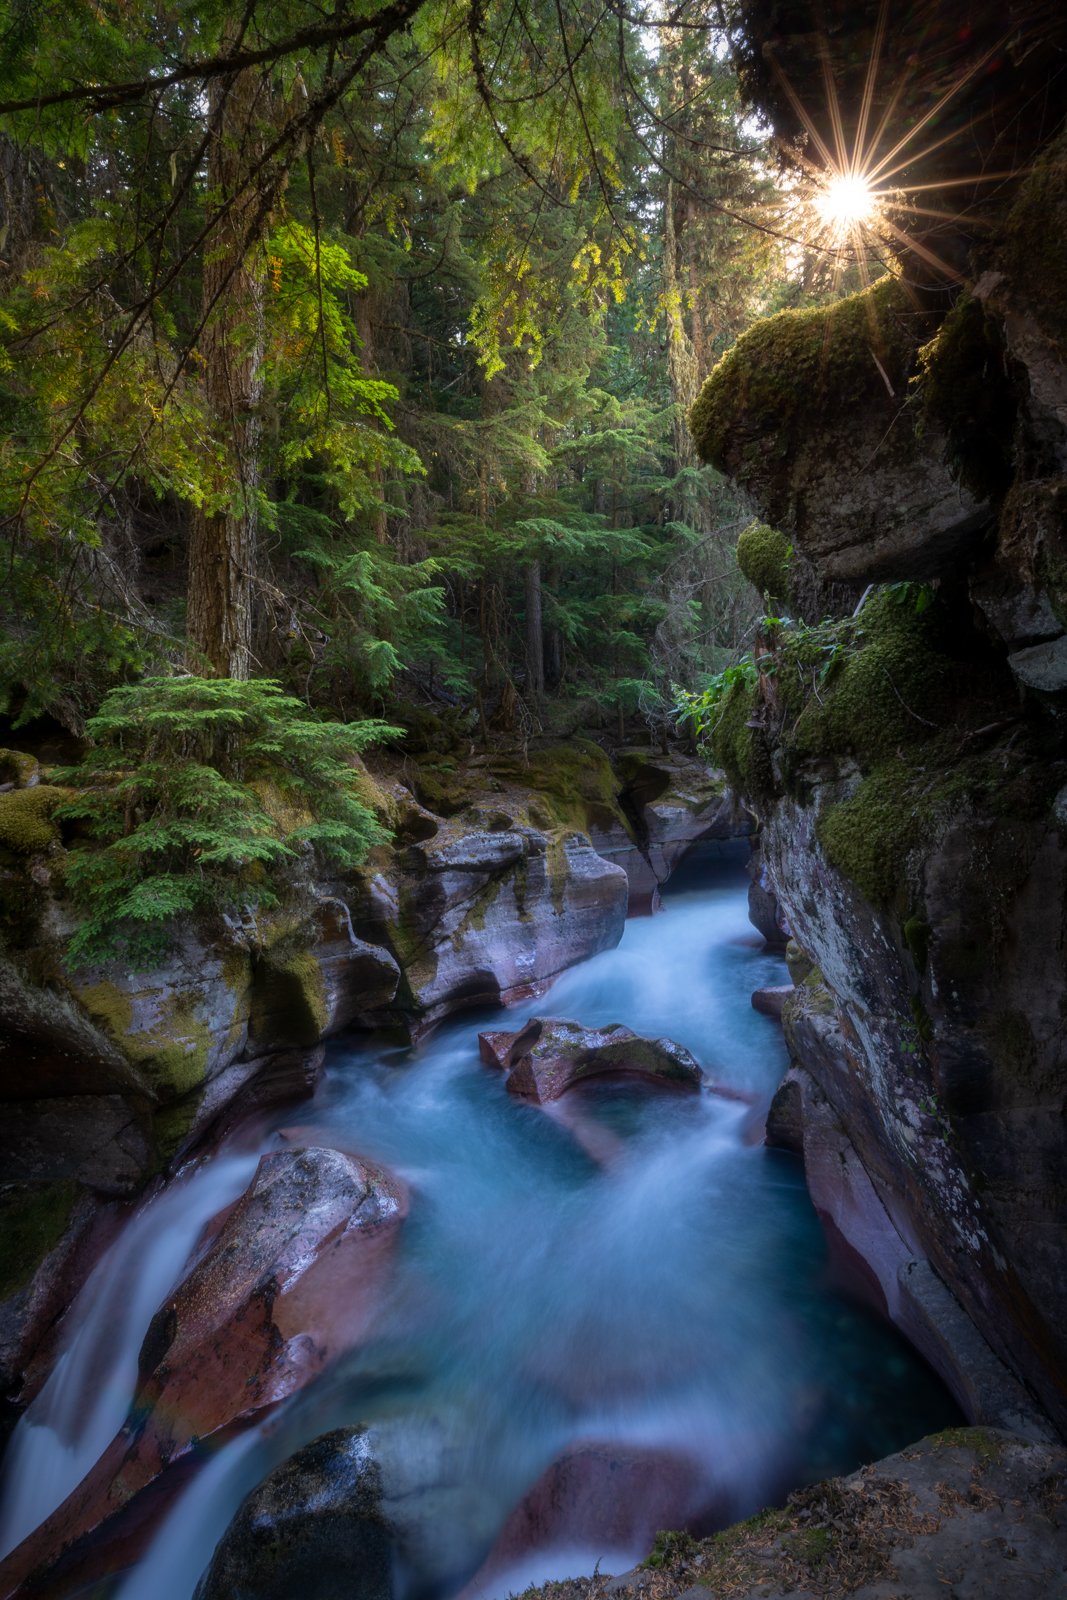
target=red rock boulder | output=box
[479,1018,705,1103]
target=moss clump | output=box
[707,675,776,806]
[251,949,329,1047]
[491,740,624,835]
[412,760,470,818]
[1001,126,1067,350]
[688,275,915,514]
[915,293,1014,501]
[818,758,934,906]
[0,749,40,787]
[0,785,68,853]
[736,520,792,604]
[643,1528,698,1569]
[0,1180,79,1300]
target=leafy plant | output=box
[673,656,758,747]
[55,676,400,966]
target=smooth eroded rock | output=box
[479,1018,705,1103]
[0,1148,404,1599]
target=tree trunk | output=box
[186,53,268,679]
[544,562,562,689]
[525,559,544,703]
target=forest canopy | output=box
[0,0,814,749]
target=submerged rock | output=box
[479,1018,705,1103]
[466,1440,717,1592]
[751,985,791,1021]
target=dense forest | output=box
[0,0,866,964]
[0,0,808,743]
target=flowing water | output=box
[0,842,959,1596]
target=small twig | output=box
[880,665,940,727]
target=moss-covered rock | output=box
[915,293,1015,503]
[489,739,626,835]
[0,785,68,854]
[75,979,216,1101]
[0,1179,79,1300]
[1000,125,1067,352]
[689,276,914,498]
[0,749,41,788]
[735,520,792,604]
[249,949,329,1049]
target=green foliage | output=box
[55,677,399,966]
[735,520,792,602]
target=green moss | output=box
[0,785,68,853]
[709,677,775,805]
[817,759,931,906]
[75,979,135,1040]
[75,980,213,1099]
[736,520,792,603]
[688,275,916,514]
[251,949,328,1048]
[914,293,1014,501]
[545,835,570,917]
[922,1426,1007,1465]
[788,1525,832,1566]
[491,740,624,836]
[0,1180,79,1300]
[412,762,471,819]
[0,749,40,787]
[153,1095,200,1164]
[1001,126,1067,350]
[903,916,931,974]
[643,1529,697,1569]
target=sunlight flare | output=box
[815,172,876,228]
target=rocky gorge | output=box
[3,3,1067,1598]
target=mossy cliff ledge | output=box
[689,64,1067,1439]
[689,277,989,589]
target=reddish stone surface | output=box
[479,1019,704,1105]
[0,1147,405,1600]
[463,1440,721,1595]
[751,985,792,1021]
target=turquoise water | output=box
[3,842,959,1597]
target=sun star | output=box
[815,172,876,227]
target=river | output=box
[0,841,958,1595]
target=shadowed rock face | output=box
[479,1018,705,1103]
[195,1416,503,1600]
